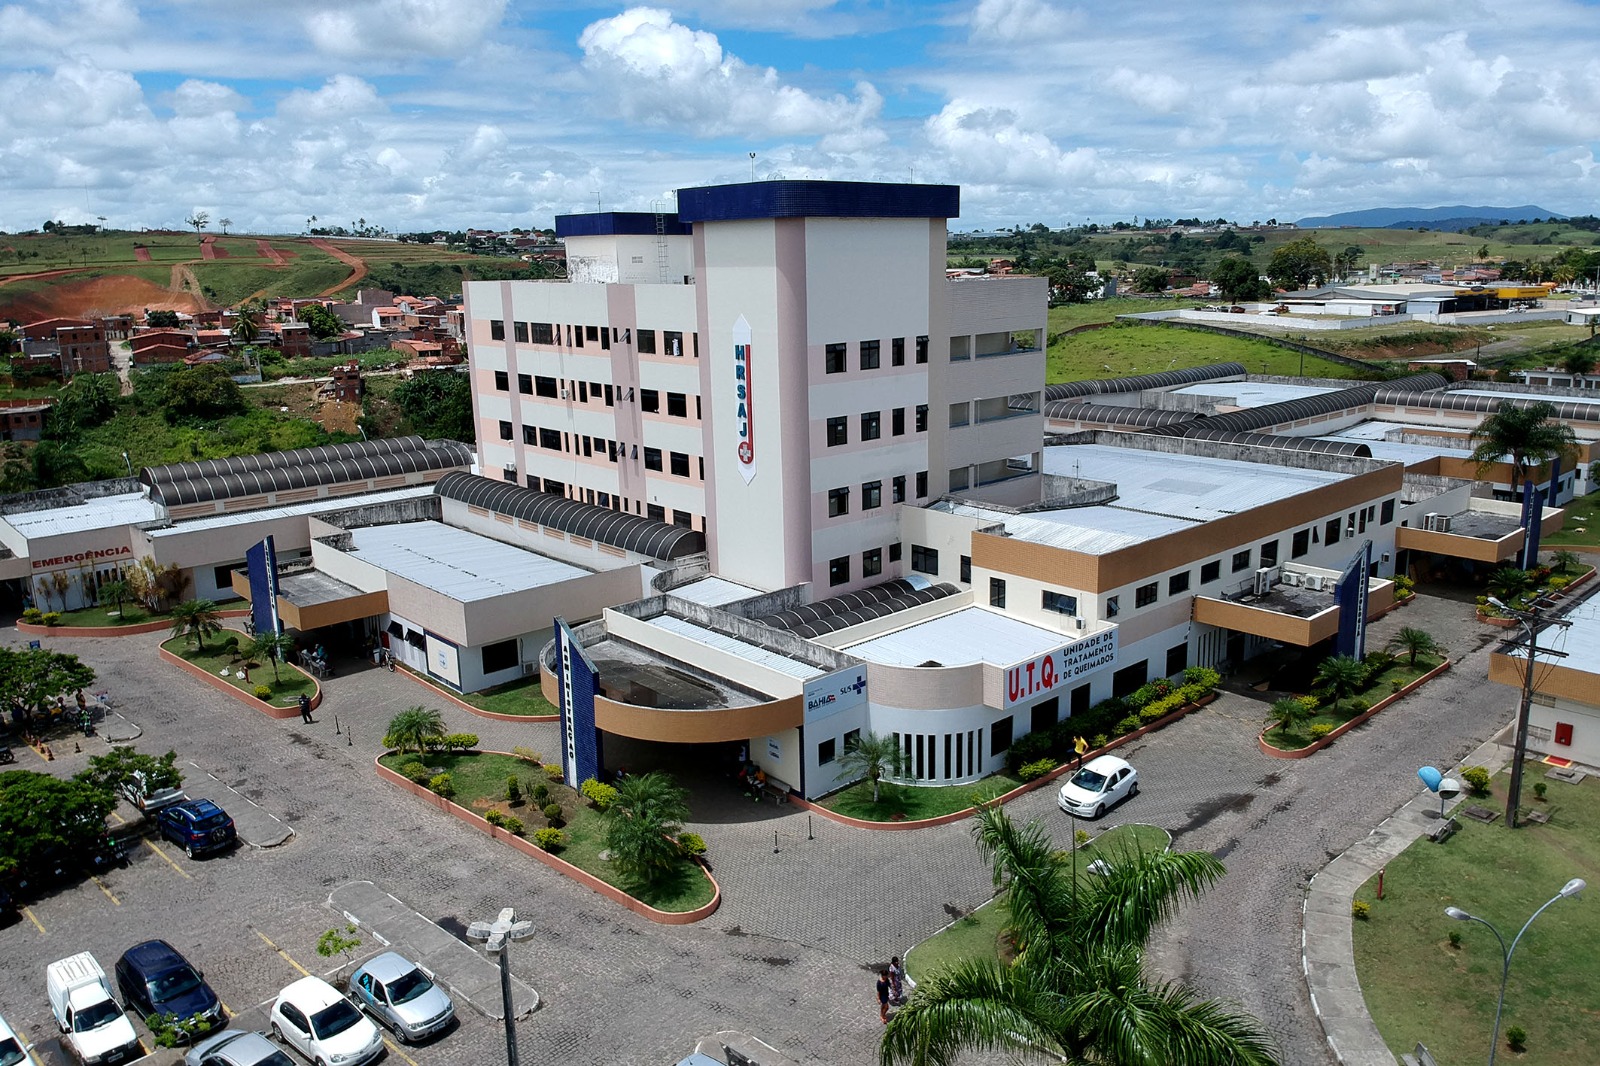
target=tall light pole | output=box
[1486,596,1570,826]
[466,907,534,1066]
[1445,878,1586,1065]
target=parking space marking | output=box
[254,929,311,977]
[90,875,121,905]
[383,1038,421,1066]
[107,810,125,825]
[19,1024,43,1066]
[140,837,192,879]
[20,905,45,934]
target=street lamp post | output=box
[466,907,535,1066]
[1445,878,1586,1065]
[1486,596,1570,827]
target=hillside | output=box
[1296,205,1565,230]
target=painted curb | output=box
[1257,659,1452,759]
[795,692,1219,831]
[159,631,322,721]
[19,607,251,639]
[393,666,558,723]
[375,751,720,925]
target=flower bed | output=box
[1259,656,1449,758]
[159,630,318,719]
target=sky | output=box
[1,0,1598,235]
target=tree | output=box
[1044,263,1094,304]
[162,364,248,423]
[76,747,183,796]
[393,371,474,442]
[316,924,362,963]
[47,372,119,438]
[882,804,1277,1066]
[297,303,345,339]
[168,598,222,649]
[1385,627,1440,668]
[1266,236,1333,289]
[231,303,261,346]
[1313,655,1366,714]
[1132,265,1171,293]
[0,770,118,881]
[145,309,181,328]
[125,555,186,611]
[99,579,131,617]
[837,731,906,804]
[1560,349,1595,378]
[1551,549,1580,575]
[383,707,445,754]
[218,218,232,236]
[185,212,210,233]
[1211,256,1269,302]
[1468,400,1579,491]
[1487,566,1534,603]
[0,646,96,718]
[603,771,691,887]
[1268,697,1312,735]
[246,630,296,683]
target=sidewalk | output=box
[1301,731,1512,1066]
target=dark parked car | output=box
[154,800,237,858]
[115,940,224,1029]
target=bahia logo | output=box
[807,672,867,711]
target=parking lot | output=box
[0,595,1519,1066]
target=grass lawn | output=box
[906,823,1171,981]
[1545,492,1600,547]
[1353,768,1600,1066]
[161,631,318,710]
[1262,653,1444,751]
[820,772,1027,822]
[378,751,713,913]
[456,674,557,716]
[1046,321,1374,384]
[50,602,171,627]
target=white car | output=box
[1057,754,1138,818]
[0,1012,27,1066]
[269,977,384,1066]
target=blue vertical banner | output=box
[1519,480,1544,570]
[244,536,280,638]
[1546,456,1562,506]
[556,617,599,788]
[1333,540,1371,660]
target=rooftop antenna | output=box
[910,165,915,183]
[749,152,756,181]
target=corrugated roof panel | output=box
[644,615,822,680]
[844,606,1071,668]
[668,577,761,607]
[146,485,436,536]
[4,492,162,539]
[346,521,588,602]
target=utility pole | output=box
[1489,597,1571,827]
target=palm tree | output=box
[168,598,222,649]
[1268,697,1311,736]
[1385,627,1441,668]
[882,804,1278,1066]
[1550,549,1580,575]
[603,771,691,887]
[382,707,445,754]
[1313,655,1367,714]
[1468,400,1579,491]
[837,731,906,803]
[246,630,296,682]
[1487,565,1534,603]
[231,303,261,345]
[99,579,131,617]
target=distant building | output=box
[20,317,111,374]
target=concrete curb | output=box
[1258,659,1452,759]
[18,608,250,638]
[1301,731,1513,1066]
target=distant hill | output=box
[1296,206,1567,232]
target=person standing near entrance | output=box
[298,694,313,723]
[876,969,891,1023]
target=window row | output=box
[827,542,905,586]
[823,335,929,374]
[519,474,702,530]
[498,424,705,480]
[828,471,929,518]
[824,405,927,445]
[487,321,696,357]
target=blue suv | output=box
[154,800,237,858]
[115,940,224,1031]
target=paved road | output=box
[0,595,1512,1066]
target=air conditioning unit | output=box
[1282,571,1304,588]
[560,388,569,399]
[1075,618,1086,630]
[1434,514,1452,533]
[1303,574,1323,592]
[1254,567,1277,596]
[1422,512,1438,531]
[522,662,537,676]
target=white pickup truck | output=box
[46,953,141,1066]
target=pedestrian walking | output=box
[888,957,905,1005]
[876,969,891,1024]
[298,694,314,723]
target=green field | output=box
[1047,321,1376,383]
[1545,492,1600,547]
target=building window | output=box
[640,389,660,413]
[644,447,663,471]
[915,404,928,432]
[647,503,665,522]
[1231,549,1252,573]
[960,555,972,583]
[889,542,902,563]
[1042,590,1076,615]
[535,375,557,398]
[667,392,688,417]
[892,475,906,503]
[860,339,880,370]
[660,330,682,357]
[826,416,848,446]
[818,738,836,765]
[989,577,1007,608]
[915,335,929,363]
[825,343,846,373]
[1292,529,1310,558]
[636,329,657,354]
[829,555,850,586]
[911,544,938,575]
[861,411,881,440]
[498,420,513,440]
[1113,661,1149,699]
[949,467,969,491]
[482,639,518,675]
[862,480,882,509]
[949,402,969,428]
[1106,595,1120,617]
[1200,560,1220,583]
[537,428,560,450]
[892,337,905,366]
[1168,571,1190,596]
[892,407,906,436]
[1165,643,1188,677]
[531,322,554,344]
[670,451,690,477]
[990,716,1013,755]
[543,478,565,496]
[916,470,928,498]
[1032,696,1059,735]
[828,486,850,517]
[1260,540,1279,567]
[1325,518,1342,546]
[1135,582,1158,608]
[493,370,508,391]
[863,547,882,578]
[1380,499,1395,524]
[513,321,529,343]
[489,320,504,340]
[522,426,535,445]
[671,511,692,528]
[604,384,614,406]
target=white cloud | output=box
[302,0,509,57]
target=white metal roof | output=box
[146,485,436,537]
[347,521,588,601]
[937,500,1193,554]
[667,576,761,607]
[1170,381,1339,408]
[643,614,822,680]
[1450,388,1600,409]
[846,606,1070,668]
[3,491,161,539]
[1503,607,1600,684]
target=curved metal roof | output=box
[770,582,964,639]
[759,579,918,630]
[1179,429,1374,457]
[147,440,472,506]
[1376,389,1600,422]
[141,436,432,489]
[1176,372,1448,437]
[1042,401,1197,428]
[433,471,706,560]
[1043,362,1247,402]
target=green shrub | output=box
[542,802,564,826]
[677,831,706,857]
[1017,758,1058,782]
[1506,1025,1527,1052]
[1461,766,1492,795]
[253,683,273,699]
[543,763,564,781]
[1308,723,1334,739]
[512,745,544,764]
[485,810,524,835]
[397,759,430,783]
[42,611,62,626]
[1349,697,1371,713]
[532,782,550,805]
[21,607,41,623]
[1139,704,1167,723]
[533,828,566,851]
[1448,929,1462,949]
[1182,665,1220,690]
[1351,899,1371,920]
[580,778,619,810]
[1533,781,1547,801]
[1074,828,1090,847]
[1115,714,1142,735]
[505,777,522,805]
[220,635,239,654]
[1091,733,1108,749]
[428,773,455,799]
[439,732,479,751]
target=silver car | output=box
[183,1030,294,1066]
[347,953,454,1044]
